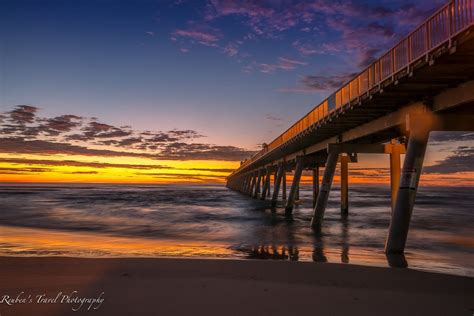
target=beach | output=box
[0,256,472,315]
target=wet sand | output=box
[0,257,472,315]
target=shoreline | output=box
[1,223,473,278]
[0,256,472,315]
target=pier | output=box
[226,0,474,254]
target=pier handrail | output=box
[234,0,473,175]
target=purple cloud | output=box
[280,72,357,93]
[173,28,221,47]
[249,57,307,74]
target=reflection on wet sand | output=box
[241,211,411,269]
[246,245,299,261]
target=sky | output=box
[0,0,472,185]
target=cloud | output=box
[8,105,38,124]
[0,105,256,161]
[429,132,474,144]
[0,157,169,170]
[172,28,221,47]
[0,135,254,162]
[250,57,307,74]
[65,171,99,175]
[265,114,283,122]
[280,72,356,93]
[0,137,149,158]
[223,41,241,57]
[37,115,83,136]
[424,146,474,174]
[205,0,440,38]
[81,121,132,140]
[0,166,51,174]
[135,172,228,182]
[157,142,256,160]
[0,158,236,174]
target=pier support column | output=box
[385,126,430,254]
[282,172,287,200]
[246,172,255,196]
[271,163,285,208]
[389,140,402,211]
[340,154,349,215]
[311,146,339,230]
[254,169,262,198]
[260,168,271,200]
[312,166,320,208]
[266,169,272,197]
[285,157,304,213]
[243,174,249,195]
[249,173,256,196]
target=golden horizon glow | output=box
[0,153,239,184]
[1,151,473,186]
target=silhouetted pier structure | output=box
[226,0,474,254]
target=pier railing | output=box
[236,0,473,172]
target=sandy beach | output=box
[0,257,472,316]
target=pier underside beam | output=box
[311,146,339,230]
[285,157,304,213]
[385,119,430,254]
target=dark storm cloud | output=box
[424,147,474,174]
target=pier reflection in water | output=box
[239,200,411,269]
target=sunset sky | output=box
[1,0,472,185]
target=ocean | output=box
[0,183,472,276]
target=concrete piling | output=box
[385,126,430,254]
[271,163,285,208]
[285,157,304,213]
[311,147,339,230]
[340,155,349,215]
[312,166,320,208]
